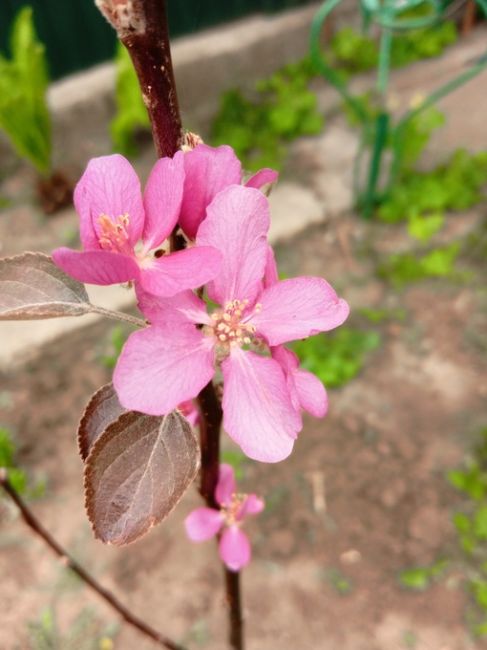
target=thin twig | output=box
[0,469,186,650]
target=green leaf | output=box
[0,7,51,174]
[407,212,444,242]
[110,42,150,156]
[211,56,323,171]
[399,567,430,590]
[474,506,487,541]
[293,327,380,389]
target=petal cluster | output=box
[185,464,264,572]
[54,143,349,464]
[114,179,349,462]
[52,153,221,297]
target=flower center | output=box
[97,214,131,254]
[210,299,259,349]
[222,493,247,526]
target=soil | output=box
[1,184,487,650]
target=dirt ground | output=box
[1,170,487,650]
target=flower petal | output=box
[245,168,278,190]
[52,248,139,285]
[215,463,236,507]
[74,154,144,248]
[138,246,222,298]
[273,345,327,417]
[180,144,242,239]
[137,288,210,327]
[263,245,279,288]
[238,494,265,519]
[219,526,251,572]
[222,348,301,463]
[178,400,199,427]
[142,151,185,250]
[185,507,223,541]
[251,277,350,346]
[113,325,215,415]
[197,185,270,305]
[294,367,328,418]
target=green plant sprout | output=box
[378,242,463,287]
[293,326,381,389]
[311,0,487,218]
[449,427,487,636]
[399,559,449,590]
[110,42,150,156]
[0,426,45,498]
[211,58,323,171]
[0,7,52,176]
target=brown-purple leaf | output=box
[0,252,91,320]
[78,383,126,461]
[84,410,200,545]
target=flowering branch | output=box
[93,1,244,647]
[0,468,186,650]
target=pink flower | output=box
[178,400,199,427]
[264,246,328,419]
[113,184,349,463]
[184,464,264,572]
[52,154,221,297]
[179,144,278,239]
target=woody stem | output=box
[197,383,244,650]
[95,1,244,647]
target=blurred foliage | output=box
[0,7,51,175]
[329,21,457,76]
[99,326,128,370]
[110,42,150,157]
[0,426,27,494]
[211,57,323,171]
[0,426,45,498]
[399,559,448,590]
[28,606,117,650]
[221,449,248,481]
[378,149,487,225]
[358,306,406,323]
[293,327,381,388]
[378,243,463,287]
[448,427,487,636]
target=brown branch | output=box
[96,0,183,157]
[0,469,186,650]
[197,381,223,509]
[224,569,244,650]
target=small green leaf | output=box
[0,7,52,174]
[399,567,431,590]
[110,42,150,156]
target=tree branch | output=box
[0,469,186,650]
[96,0,183,157]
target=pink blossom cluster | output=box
[185,463,264,571]
[54,143,349,463]
[53,143,349,568]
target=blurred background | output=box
[1,1,487,648]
